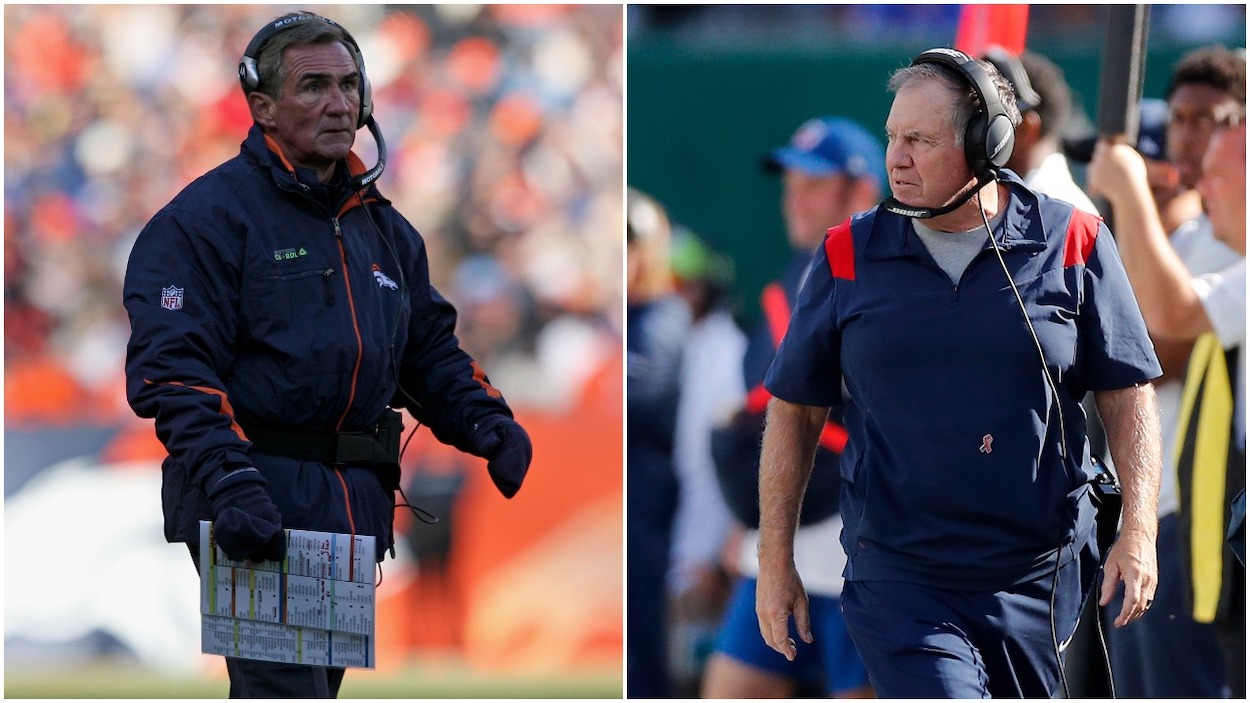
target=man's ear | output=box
[1016,111,1043,151]
[248,92,277,129]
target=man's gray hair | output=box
[253,17,353,98]
[887,60,1021,147]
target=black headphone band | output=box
[910,47,1014,173]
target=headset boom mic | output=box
[355,116,387,190]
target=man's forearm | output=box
[1095,383,1162,537]
[757,398,829,566]
[1103,166,1208,339]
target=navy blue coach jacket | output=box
[124,125,514,560]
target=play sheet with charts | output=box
[198,521,376,669]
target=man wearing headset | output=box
[754,48,1163,698]
[123,12,532,698]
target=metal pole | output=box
[1097,5,1152,143]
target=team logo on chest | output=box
[161,285,184,311]
[371,263,398,290]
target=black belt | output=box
[245,409,403,467]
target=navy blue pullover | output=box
[766,172,1161,590]
[124,125,514,559]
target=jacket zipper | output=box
[332,216,365,433]
[331,216,364,574]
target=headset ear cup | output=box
[985,114,1015,169]
[239,56,260,93]
[965,111,989,175]
[358,72,372,128]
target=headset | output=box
[881,47,1015,219]
[238,12,386,190]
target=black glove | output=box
[472,416,533,499]
[207,467,287,562]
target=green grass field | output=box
[4,657,623,699]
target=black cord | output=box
[1048,549,1071,699]
[977,185,1076,697]
[977,190,1068,458]
[358,192,427,427]
[1095,597,1117,698]
[395,484,439,524]
[359,194,443,559]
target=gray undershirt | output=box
[912,210,1007,284]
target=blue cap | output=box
[765,116,886,190]
[1135,98,1168,161]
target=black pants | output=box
[188,545,347,699]
[224,658,345,699]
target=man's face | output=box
[884,80,974,210]
[263,42,360,174]
[1167,83,1241,189]
[781,170,854,250]
[1196,124,1246,255]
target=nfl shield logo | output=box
[161,285,184,311]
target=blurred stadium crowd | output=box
[4,4,624,430]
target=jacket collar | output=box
[864,169,1049,261]
[243,124,378,201]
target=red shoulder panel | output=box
[824,218,855,280]
[1063,209,1102,267]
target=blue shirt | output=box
[764,172,1161,590]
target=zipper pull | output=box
[323,268,335,306]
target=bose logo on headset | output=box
[910,47,1016,177]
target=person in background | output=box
[1088,50,1245,693]
[666,228,744,696]
[755,48,1163,698]
[702,116,881,699]
[1084,52,1243,696]
[983,45,1099,215]
[123,12,532,698]
[626,187,692,698]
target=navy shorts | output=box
[841,545,1096,698]
[712,576,870,695]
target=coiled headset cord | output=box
[360,194,445,586]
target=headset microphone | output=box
[355,115,387,190]
[881,171,996,219]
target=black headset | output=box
[881,47,1014,218]
[912,47,1015,177]
[238,12,385,189]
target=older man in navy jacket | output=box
[124,12,531,698]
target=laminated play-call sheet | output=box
[198,521,376,669]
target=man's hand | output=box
[1099,527,1158,627]
[755,559,812,661]
[472,416,532,498]
[207,468,286,563]
[1086,139,1150,206]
